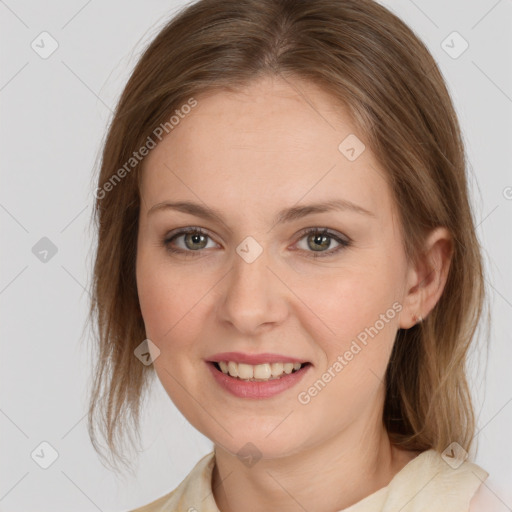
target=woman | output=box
[87,0,494,510]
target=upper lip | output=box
[206,352,310,365]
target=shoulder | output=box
[127,451,217,512]
[385,449,490,511]
[469,474,512,512]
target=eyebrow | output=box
[147,198,375,225]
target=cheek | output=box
[136,248,188,341]
[299,250,404,378]
[311,260,401,332]
[137,260,171,340]
[293,265,402,422]
[135,248,218,353]
[135,248,223,433]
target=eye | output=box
[163,227,218,255]
[295,228,351,258]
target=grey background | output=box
[1,0,511,510]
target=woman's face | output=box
[136,75,415,458]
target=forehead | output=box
[140,76,393,222]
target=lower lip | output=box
[206,361,311,399]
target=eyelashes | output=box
[292,227,351,258]
[162,227,214,257]
[162,226,351,259]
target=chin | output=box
[203,418,312,462]
[217,436,303,462]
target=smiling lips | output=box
[206,351,311,382]
[206,351,312,398]
[217,360,303,381]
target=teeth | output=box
[238,363,253,380]
[216,360,304,381]
[270,362,284,376]
[254,363,272,379]
[227,361,238,377]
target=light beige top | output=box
[129,449,488,512]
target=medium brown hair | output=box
[87,0,489,473]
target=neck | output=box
[211,418,417,512]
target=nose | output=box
[218,242,289,335]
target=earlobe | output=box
[399,227,453,330]
[398,263,424,330]
[412,313,423,324]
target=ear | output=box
[399,227,453,329]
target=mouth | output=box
[209,360,312,382]
[206,359,312,399]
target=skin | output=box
[136,75,453,512]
